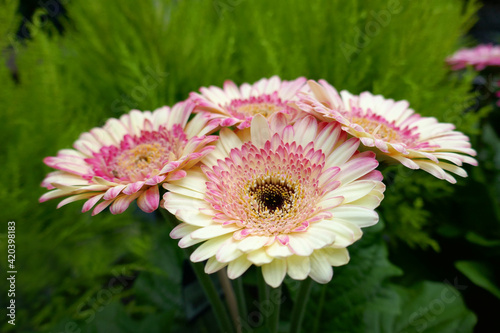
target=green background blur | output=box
[1,0,500,332]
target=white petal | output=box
[390,154,420,169]
[334,155,379,185]
[331,206,379,227]
[204,257,228,274]
[265,76,281,94]
[437,162,468,178]
[216,239,244,263]
[251,114,271,147]
[314,219,362,248]
[164,183,205,199]
[247,248,274,265]
[56,193,96,208]
[262,259,287,288]
[103,118,128,142]
[164,168,207,194]
[128,110,145,136]
[184,112,214,138]
[237,236,270,253]
[293,116,318,147]
[167,102,191,129]
[348,194,383,210]
[314,121,342,156]
[220,128,243,154]
[227,256,253,279]
[163,193,213,226]
[170,223,199,239]
[318,195,344,210]
[414,160,454,183]
[303,226,336,248]
[322,247,350,266]
[151,106,169,131]
[309,251,333,284]
[42,172,89,187]
[190,236,231,262]
[202,141,229,167]
[327,180,377,204]
[90,127,116,146]
[308,80,334,105]
[191,224,241,240]
[286,255,311,280]
[287,234,314,256]
[179,234,205,248]
[266,241,294,258]
[324,137,360,168]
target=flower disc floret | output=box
[190,76,308,129]
[164,114,385,287]
[299,80,478,183]
[204,141,325,237]
[40,102,218,215]
[86,125,188,182]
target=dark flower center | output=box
[249,182,295,212]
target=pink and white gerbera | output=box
[446,44,500,71]
[189,76,308,129]
[163,114,385,287]
[40,102,218,215]
[299,80,478,183]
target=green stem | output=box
[256,267,271,330]
[234,277,248,325]
[257,267,282,332]
[269,284,282,333]
[218,270,242,333]
[190,260,235,333]
[312,284,327,333]
[289,278,313,333]
[159,208,234,333]
[257,267,269,305]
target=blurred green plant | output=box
[1,0,498,332]
[294,222,476,333]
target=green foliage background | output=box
[1,0,499,332]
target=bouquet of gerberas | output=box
[39,76,477,333]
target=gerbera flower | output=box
[299,80,478,183]
[446,44,500,71]
[40,102,218,215]
[163,114,385,287]
[189,76,308,129]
